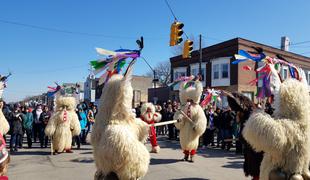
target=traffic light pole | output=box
[199,34,203,78]
[141,57,157,104]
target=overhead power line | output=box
[0,18,165,40]
[164,0,189,39]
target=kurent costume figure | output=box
[140,103,161,153]
[243,79,310,180]
[0,101,9,136]
[45,96,81,154]
[91,63,150,180]
[174,80,207,162]
[0,80,9,136]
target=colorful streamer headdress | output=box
[90,37,144,84]
[233,47,307,99]
[47,83,62,98]
[0,73,11,99]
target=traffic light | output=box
[183,39,193,58]
[170,21,184,46]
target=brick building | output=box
[170,37,310,104]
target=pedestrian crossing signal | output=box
[170,21,184,46]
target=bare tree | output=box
[145,61,171,87]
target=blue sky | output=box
[0,0,310,102]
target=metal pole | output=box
[199,34,202,76]
[153,70,157,104]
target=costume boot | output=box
[150,146,160,153]
[183,154,189,161]
[189,155,195,163]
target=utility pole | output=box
[199,34,203,78]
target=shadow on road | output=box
[71,157,94,163]
[150,158,180,165]
[222,160,243,169]
[80,151,93,155]
[171,178,210,180]
[10,151,51,156]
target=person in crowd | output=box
[213,107,222,148]
[76,105,88,149]
[135,102,143,118]
[86,104,96,140]
[226,91,263,180]
[155,104,164,135]
[40,106,51,148]
[9,105,23,152]
[0,134,9,180]
[166,104,176,140]
[221,107,234,151]
[203,105,216,147]
[21,106,33,148]
[32,105,43,143]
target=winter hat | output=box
[226,92,254,113]
[0,135,8,164]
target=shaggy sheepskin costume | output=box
[0,101,9,136]
[243,79,310,180]
[45,97,81,154]
[91,65,150,180]
[174,80,207,162]
[0,82,9,135]
[140,102,161,153]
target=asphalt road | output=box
[7,136,250,180]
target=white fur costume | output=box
[140,103,161,153]
[0,82,9,135]
[91,65,150,180]
[45,97,81,152]
[0,105,9,135]
[174,80,207,160]
[243,79,310,180]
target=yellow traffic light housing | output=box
[170,21,184,46]
[183,40,193,58]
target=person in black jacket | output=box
[221,107,234,150]
[166,104,175,140]
[226,91,263,180]
[9,105,23,152]
[40,106,51,148]
[213,108,222,147]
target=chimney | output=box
[281,36,290,51]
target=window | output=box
[211,57,230,87]
[221,64,229,78]
[213,64,219,79]
[191,68,205,81]
[173,67,187,90]
[282,66,288,80]
[174,71,186,80]
[133,90,141,103]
